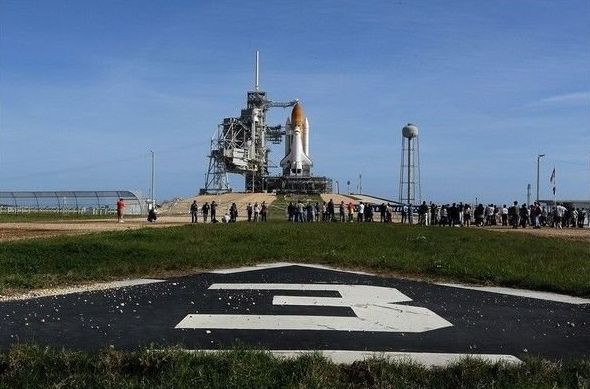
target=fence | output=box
[0,191,145,215]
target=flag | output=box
[550,168,555,183]
[553,186,556,195]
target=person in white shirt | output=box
[357,202,365,222]
[501,205,509,226]
[555,204,567,229]
[253,202,260,222]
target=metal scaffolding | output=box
[201,52,297,194]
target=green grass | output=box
[0,345,588,388]
[0,222,589,296]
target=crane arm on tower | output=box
[266,99,298,109]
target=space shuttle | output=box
[280,102,313,176]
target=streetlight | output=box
[536,153,545,202]
[359,173,362,194]
[150,150,155,210]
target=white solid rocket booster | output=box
[280,102,313,176]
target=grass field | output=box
[0,345,588,388]
[0,221,588,296]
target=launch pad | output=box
[264,175,332,194]
[200,52,332,195]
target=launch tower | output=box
[201,52,297,193]
[201,52,332,194]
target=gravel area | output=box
[0,279,164,301]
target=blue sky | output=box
[1,0,589,203]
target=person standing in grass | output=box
[501,204,508,226]
[305,202,313,222]
[230,203,238,222]
[532,202,542,228]
[116,198,125,223]
[463,204,472,227]
[379,203,387,223]
[347,202,354,222]
[190,200,199,223]
[430,203,438,226]
[509,201,518,229]
[541,206,548,226]
[295,201,304,222]
[247,203,253,222]
[519,204,528,228]
[340,201,346,223]
[328,199,335,222]
[418,201,428,225]
[260,201,267,222]
[253,202,260,222]
[202,202,209,223]
[357,202,364,223]
[554,204,565,228]
[210,201,218,223]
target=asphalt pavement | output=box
[1,264,588,360]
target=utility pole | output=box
[150,150,155,210]
[527,183,531,206]
[536,153,545,202]
[359,173,362,194]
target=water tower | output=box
[399,123,421,205]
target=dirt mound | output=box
[161,192,277,219]
[350,194,397,205]
[320,193,357,205]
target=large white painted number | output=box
[175,283,452,333]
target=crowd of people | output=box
[183,198,589,229]
[285,199,391,223]
[412,201,589,229]
[189,200,269,223]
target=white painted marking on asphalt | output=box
[212,262,589,305]
[0,279,165,301]
[170,349,522,366]
[175,283,452,332]
[210,262,375,275]
[436,283,590,305]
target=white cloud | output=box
[527,92,590,108]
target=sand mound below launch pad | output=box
[161,192,277,219]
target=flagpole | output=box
[553,166,556,209]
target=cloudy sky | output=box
[1,0,589,203]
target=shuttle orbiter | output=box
[280,102,313,176]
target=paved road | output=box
[1,264,588,360]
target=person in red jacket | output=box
[116,198,125,223]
